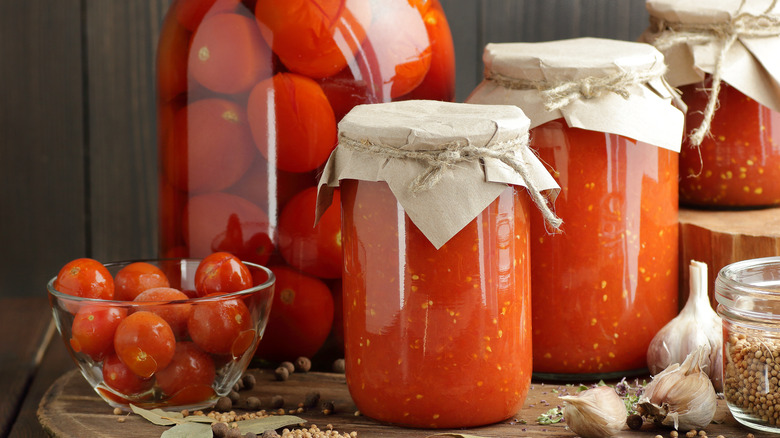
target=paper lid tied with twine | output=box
[316,100,561,250]
[641,0,780,146]
[466,37,685,152]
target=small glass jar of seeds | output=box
[716,256,780,434]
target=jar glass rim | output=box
[716,256,780,320]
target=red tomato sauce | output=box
[156,0,455,361]
[340,180,532,428]
[679,79,780,207]
[529,120,679,378]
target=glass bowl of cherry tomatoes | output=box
[46,252,274,411]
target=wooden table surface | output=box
[2,297,775,438]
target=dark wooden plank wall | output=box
[0,0,649,298]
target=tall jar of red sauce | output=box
[467,38,685,380]
[641,0,780,208]
[155,0,455,362]
[316,100,561,427]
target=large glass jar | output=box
[529,121,680,378]
[716,256,780,434]
[679,79,780,207]
[466,38,685,380]
[155,0,455,362]
[642,0,780,208]
[317,100,560,428]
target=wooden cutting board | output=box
[38,367,764,437]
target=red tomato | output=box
[247,73,337,173]
[114,311,176,378]
[363,0,432,98]
[55,258,114,300]
[189,13,272,94]
[329,279,344,351]
[133,287,192,339]
[174,0,241,31]
[254,0,371,78]
[164,99,255,194]
[102,353,153,396]
[155,342,216,401]
[156,15,190,101]
[278,187,342,279]
[182,192,272,259]
[396,4,455,102]
[70,305,127,361]
[114,262,170,301]
[255,266,334,361]
[318,70,380,122]
[188,294,254,357]
[194,252,253,296]
[211,214,274,267]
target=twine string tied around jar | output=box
[651,0,780,147]
[338,133,563,231]
[485,62,667,113]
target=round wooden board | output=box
[679,206,780,307]
[36,367,763,437]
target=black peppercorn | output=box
[303,390,321,408]
[627,413,643,430]
[295,356,312,373]
[274,366,290,381]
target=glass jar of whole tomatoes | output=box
[156,0,455,362]
[467,38,685,380]
[642,0,780,208]
[317,100,560,428]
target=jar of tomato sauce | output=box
[467,38,685,379]
[642,0,780,208]
[155,0,455,362]
[317,100,560,427]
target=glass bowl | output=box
[47,258,274,411]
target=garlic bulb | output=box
[559,385,627,438]
[646,260,723,391]
[638,345,717,431]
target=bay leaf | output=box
[237,414,306,433]
[130,404,184,426]
[160,422,213,438]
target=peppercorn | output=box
[226,429,243,438]
[303,391,321,408]
[295,356,312,373]
[274,366,290,381]
[212,422,230,438]
[261,431,280,438]
[279,361,295,374]
[215,396,232,411]
[243,433,257,438]
[332,358,346,373]
[243,373,257,390]
[270,395,285,409]
[626,414,642,430]
[321,400,336,415]
[229,390,241,404]
[246,396,262,410]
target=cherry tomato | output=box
[114,262,170,301]
[396,4,455,102]
[70,304,127,361]
[254,0,371,78]
[363,0,432,98]
[155,342,215,402]
[156,15,190,101]
[318,70,380,122]
[247,73,337,173]
[278,187,342,279]
[133,287,192,339]
[164,99,255,194]
[114,311,176,378]
[211,214,274,267]
[188,294,254,357]
[255,266,334,361]
[182,192,272,259]
[189,13,272,94]
[194,252,253,296]
[55,258,114,300]
[102,353,153,396]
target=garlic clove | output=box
[646,260,723,391]
[638,345,718,431]
[560,385,627,438]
